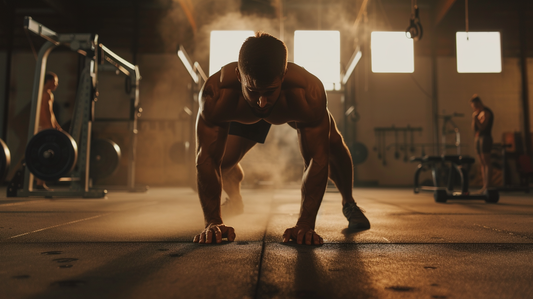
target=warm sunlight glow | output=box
[371,31,414,73]
[209,30,254,76]
[456,32,502,73]
[294,30,341,91]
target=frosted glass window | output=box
[209,30,254,76]
[371,31,414,73]
[294,30,341,91]
[456,32,502,73]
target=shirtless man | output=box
[193,32,369,245]
[470,94,494,193]
[36,72,63,189]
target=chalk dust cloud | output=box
[152,0,364,188]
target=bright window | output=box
[456,32,502,73]
[209,30,254,76]
[294,30,341,91]
[371,31,414,73]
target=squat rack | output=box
[8,17,143,197]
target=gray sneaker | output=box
[343,202,370,230]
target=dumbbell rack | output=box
[8,17,142,198]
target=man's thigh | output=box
[222,135,257,168]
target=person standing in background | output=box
[470,94,494,194]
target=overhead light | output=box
[294,30,341,91]
[342,49,362,85]
[177,45,198,83]
[209,30,254,76]
[456,32,502,73]
[371,31,414,73]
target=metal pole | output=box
[1,3,14,140]
[132,0,140,65]
[23,41,57,192]
[431,21,440,155]
[518,5,531,156]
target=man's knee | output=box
[223,163,244,182]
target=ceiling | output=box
[0,0,532,62]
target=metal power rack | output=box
[8,17,143,197]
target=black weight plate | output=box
[25,129,77,181]
[0,138,11,183]
[349,141,368,165]
[485,189,500,203]
[90,139,121,179]
[434,189,448,203]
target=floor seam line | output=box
[253,232,267,299]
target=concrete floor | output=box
[0,186,532,299]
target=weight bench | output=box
[411,155,499,203]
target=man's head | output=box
[44,72,59,91]
[237,32,287,87]
[470,94,483,111]
[236,32,288,116]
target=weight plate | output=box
[485,189,500,203]
[0,138,11,183]
[434,189,448,203]
[349,141,368,165]
[90,139,121,179]
[25,129,78,181]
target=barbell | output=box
[0,138,11,183]
[25,129,121,181]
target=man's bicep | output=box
[196,115,228,166]
[297,115,330,162]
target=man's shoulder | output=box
[219,62,240,89]
[203,62,240,91]
[283,63,318,90]
[42,90,52,101]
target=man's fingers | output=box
[199,231,206,244]
[195,225,238,245]
[206,229,213,244]
[214,226,222,243]
[313,232,323,245]
[282,229,291,243]
[281,227,323,245]
[305,230,313,245]
[227,226,236,242]
[296,229,305,245]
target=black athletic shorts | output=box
[476,135,493,154]
[228,120,272,144]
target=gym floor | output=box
[0,186,532,299]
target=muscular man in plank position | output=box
[193,32,369,245]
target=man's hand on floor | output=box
[283,225,324,245]
[193,223,236,244]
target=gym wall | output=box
[3,52,533,188]
[2,0,533,189]
[353,56,533,187]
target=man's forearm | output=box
[197,162,223,226]
[297,158,328,229]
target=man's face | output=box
[471,102,481,112]
[237,68,284,118]
[46,76,59,91]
